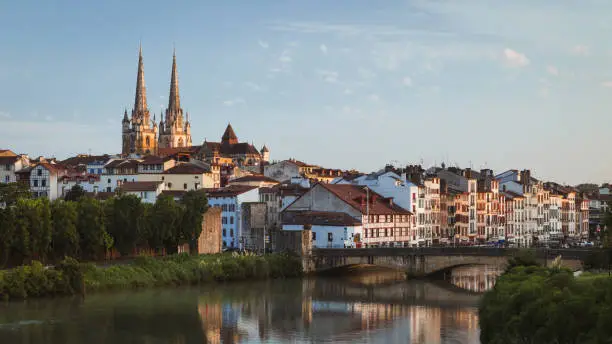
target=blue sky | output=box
[1,0,611,185]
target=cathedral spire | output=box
[134,44,148,114]
[168,49,180,112]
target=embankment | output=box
[0,253,303,301]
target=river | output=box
[0,265,502,344]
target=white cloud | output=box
[503,48,530,67]
[258,40,269,49]
[279,50,292,63]
[402,76,413,86]
[601,81,612,88]
[368,94,380,102]
[317,70,339,83]
[572,45,590,56]
[223,98,245,106]
[546,65,559,76]
[243,81,264,92]
[320,44,328,54]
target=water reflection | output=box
[447,265,502,293]
[0,267,496,344]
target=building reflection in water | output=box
[448,265,502,293]
[196,268,488,344]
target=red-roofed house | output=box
[0,150,29,184]
[29,163,68,200]
[119,181,166,203]
[282,183,413,248]
[139,162,220,191]
[228,174,279,188]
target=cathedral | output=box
[121,46,269,167]
[122,46,191,155]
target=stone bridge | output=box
[304,247,591,276]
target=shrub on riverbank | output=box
[479,265,612,344]
[0,253,303,301]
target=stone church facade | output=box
[122,47,191,155]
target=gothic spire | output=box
[168,49,180,112]
[134,44,148,113]
[221,123,238,145]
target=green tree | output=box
[51,200,79,259]
[0,182,31,206]
[148,195,182,254]
[64,184,86,202]
[0,207,16,266]
[105,194,145,256]
[12,199,38,263]
[29,198,53,262]
[179,190,208,253]
[76,197,112,260]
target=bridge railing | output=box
[311,247,597,260]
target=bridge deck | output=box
[311,247,595,260]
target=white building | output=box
[29,163,66,200]
[58,174,101,197]
[282,183,413,248]
[282,211,361,248]
[139,162,220,190]
[120,181,166,203]
[100,159,140,192]
[206,185,260,248]
[264,159,311,182]
[0,151,29,184]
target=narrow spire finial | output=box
[168,48,181,112]
[134,44,148,115]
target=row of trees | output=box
[0,185,208,267]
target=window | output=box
[107,178,111,183]
[37,169,42,176]
[230,216,234,224]
[168,182,173,188]
[41,179,46,187]
[183,183,187,190]
[33,180,38,187]
[222,217,227,224]
[230,229,234,237]
[223,229,227,237]
[4,175,9,183]
[4,164,10,171]
[328,233,333,241]
[312,232,317,240]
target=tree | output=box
[179,190,208,253]
[64,184,86,202]
[29,198,53,262]
[12,199,37,263]
[51,200,79,260]
[76,197,112,260]
[0,207,16,266]
[148,195,182,254]
[0,182,31,206]
[105,195,145,256]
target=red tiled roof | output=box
[163,163,210,175]
[282,211,362,227]
[140,155,173,164]
[120,181,163,192]
[157,146,200,157]
[60,154,111,167]
[0,156,20,164]
[204,185,258,198]
[229,175,279,184]
[317,183,412,215]
[202,141,260,156]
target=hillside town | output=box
[1,48,610,253]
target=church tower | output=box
[158,50,192,149]
[122,45,158,155]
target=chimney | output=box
[464,168,472,179]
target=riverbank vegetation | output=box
[0,253,303,301]
[0,184,208,267]
[479,251,612,344]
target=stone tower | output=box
[122,45,158,155]
[158,50,192,149]
[260,145,270,162]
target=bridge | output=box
[304,247,593,276]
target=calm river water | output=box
[0,265,501,344]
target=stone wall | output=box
[197,207,223,254]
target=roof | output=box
[105,159,140,170]
[120,181,163,192]
[202,141,260,156]
[164,163,210,175]
[157,146,200,157]
[317,183,412,215]
[60,154,111,167]
[35,162,65,175]
[221,124,238,144]
[140,155,173,164]
[502,191,524,199]
[282,211,362,227]
[261,145,269,152]
[161,190,188,198]
[204,185,258,198]
[229,175,279,184]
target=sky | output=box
[0,0,611,185]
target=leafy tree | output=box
[12,199,38,263]
[148,195,182,254]
[76,197,112,260]
[179,190,208,253]
[0,207,15,266]
[105,195,145,256]
[29,198,53,262]
[51,200,79,259]
[0,182,31,206]
[64,184,86,202]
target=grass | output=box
[0,252,303,301]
